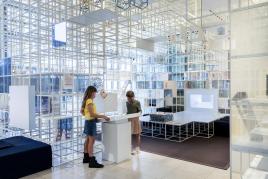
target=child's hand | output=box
[105,116,110,121]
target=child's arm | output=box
[137,101,142,113]
[87,104,110,121]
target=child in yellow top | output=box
[80,86,110,168]
[83,98,97,120]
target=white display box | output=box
[9,86,35,130]
[102,120,131,163]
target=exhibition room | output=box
[0,0,267,178]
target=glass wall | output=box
[230,1,268,179]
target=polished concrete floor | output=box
[22,151,232,179]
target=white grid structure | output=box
[0,0,232,166]
[0,0,112,166]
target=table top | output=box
[166,119,191,126]
[140,111,228,124]
[140,115,151,122]
[103,112,141,124]
[173,111,228,123]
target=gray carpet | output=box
[140,136,230,170]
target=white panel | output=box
[202,0,228,12]
[9,86,35,130]
[190,94,214,109]
[104,93,118,112]
[120,100,128,114]
[55,22,66,42]
[94,93,118,113]
[185,89,218,112]
[136,38,154,52]
[68,9,119,26]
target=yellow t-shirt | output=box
[83,99,97,120]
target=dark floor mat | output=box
[140,136,230,170]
